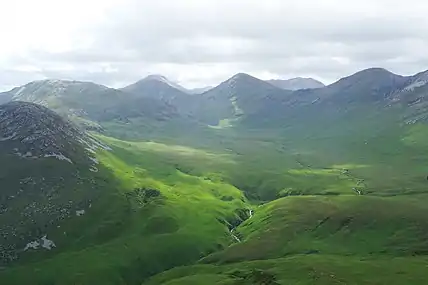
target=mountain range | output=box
[1,67,428,284]
[3,68,426,131]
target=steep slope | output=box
[123,75,212,95]
[121,75,201,117]
[283,68,408,108]
[388,70,428,124]
[122,75,189,98]
[237,68,411,129]
[145,195,428,285]
[195,69,407,128]
[266,77,325,90]
[320,68,407,103]
[197,73,291,126]
[0,122,250,284]
[0,101,112,265]
[0,80,178,130]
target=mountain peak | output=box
[143,74,169,82]
[223,73,269,88]
[140,74,188,92]
[229,73,256,81]
[333,68,404,86]
[353,67,396,76]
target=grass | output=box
[4,103,428,284]
[203,195,428,264]
[143,194,428,285]
[143,255,428,285]
[0,133,249,285]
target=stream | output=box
[229,209,253,243]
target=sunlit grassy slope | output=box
[204,195,428,263]
[0,135,249,285]
[141,108,428,284]
[3,110,428,284]
[144,194,428,285]
[144,255,428,285]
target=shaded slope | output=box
[121,75,200,116]
[0,101,114,265]
[197,73,291,125]
[0,79,179,130]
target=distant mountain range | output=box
[1,68,428,132]
[266,77,325,90]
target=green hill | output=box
[144,195,428,285]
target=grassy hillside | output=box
[143,194,428,285]
[0,134,249,285]
[3,118,428,284]
[144,255,428,285]
[204,195,428,263]
[3,73,428,284]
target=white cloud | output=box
[0,0,428,90]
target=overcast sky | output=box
[1,0,427,90]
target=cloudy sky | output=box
[1,0,427,90]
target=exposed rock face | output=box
[0,101,108,265]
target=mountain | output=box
[121,75,201,117]
[0,102,249,284]
[140,68,428,285]
[3,67,428,285]
[196,73,291,125]
[266,77,325,90]
[320,68,407,102]
[251,68,410,123]
[123,75,213,95]
[0,79,179,131]
[122,75,189,96]
[0,101,113,265]
[121,75,189,103]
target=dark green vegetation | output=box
[1,68,428,284]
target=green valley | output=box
[1,68,428,284]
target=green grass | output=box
[144,255,428,285]
[4,103,428,284]
[0,134,249,285]
[144,194,428,285]
[203,195,428,264]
